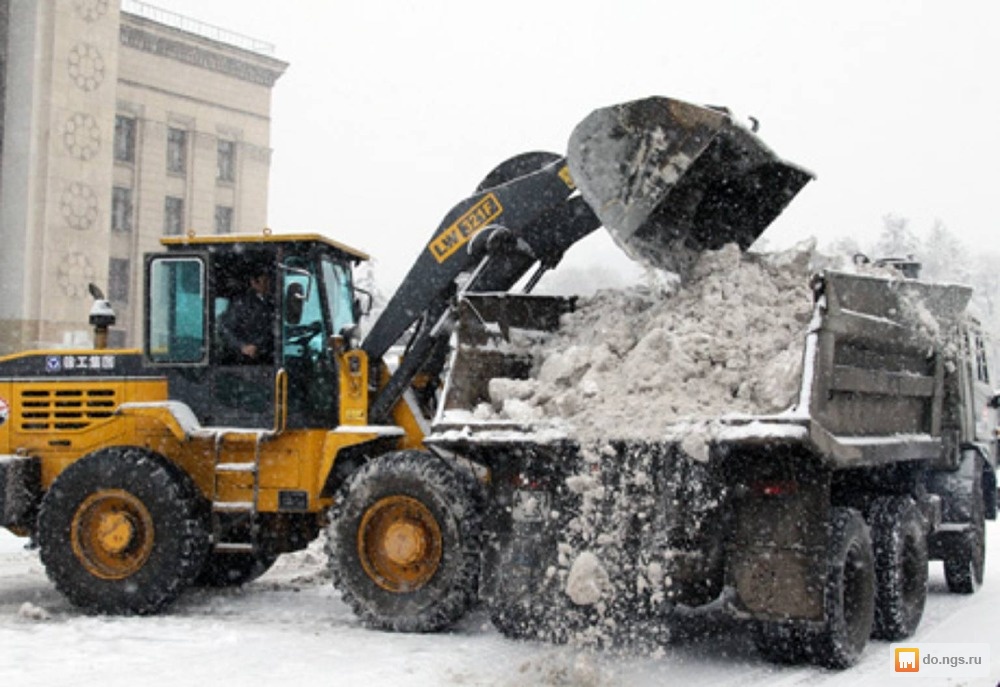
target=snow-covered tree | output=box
[919,219,969,284]
[874,214,921,259]
[824,235,867,261]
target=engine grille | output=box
[17,386,118,431]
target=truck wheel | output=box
[195,550,278,587]
[869,497,927,639]
[754,623,811,665]
[490,594,581,644]
[809,508,875,668]
[754,509,874,668]
[37,447,210,615]
[327,451,482,632]
[943,467,986,594]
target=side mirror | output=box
[353,288,374,320]
[989,394,1000,410]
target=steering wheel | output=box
[285,320,323,346]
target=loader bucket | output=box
[568,96,814,273]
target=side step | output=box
[209,429,268,553]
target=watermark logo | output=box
[894,647,919,673]
[890,643,990,679]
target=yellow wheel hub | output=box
[358,495,442,593]
[71,489,155,580]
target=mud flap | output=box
[567,96,813,274]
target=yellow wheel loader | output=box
[0,97,810,626]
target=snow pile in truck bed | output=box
[481,241,818,442]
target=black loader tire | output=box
[327,450,483,632]
[944,461,986,594]
[195,550,278,587]
[37,447,210,615]
[869,497,928,640]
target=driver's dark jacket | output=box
[218,291,275,363]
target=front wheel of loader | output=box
[37,447,210,614]
[327,450,483,632]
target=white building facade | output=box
[0,0,286,352]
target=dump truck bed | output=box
[427,269,972,471]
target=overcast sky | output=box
[151,0,1000,291]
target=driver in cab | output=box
[219,269,275,364]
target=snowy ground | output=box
[1,525,998,686]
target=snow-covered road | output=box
[1,525,997,686]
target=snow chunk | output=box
[566,551,611,606]
[18,602,51,621]
[479,242,817,444]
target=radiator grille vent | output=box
[18,387,118,431]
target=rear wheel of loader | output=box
[37,447,210,615]
[328,450,482,632]
[943,463,986,594]
[869,497,928,639]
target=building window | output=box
[164,196,184,236]
[111,187,132,232]
[167,127,187,175]
[217,140,235,182]
[109,258,130,303]
[215,205,233,234]
[114,115,136,163]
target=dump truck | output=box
[427,259,999,668]
[0,96,814,633]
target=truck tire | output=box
[810,507,875,668]
[943,464,986,594]
[37,447,210,615]
[490,591,584,644]
[195,550,278,587]
[754,623,812,665]
[869,497,927,639]
[755,508,875,668]
[327,450,482,632]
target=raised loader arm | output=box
[362,153,601,423]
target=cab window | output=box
[282,261,326,361]
[146,257,206,363]
[323,258,355,335]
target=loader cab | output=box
[144,233,368,430]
